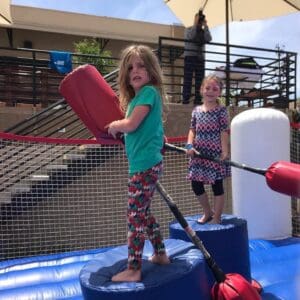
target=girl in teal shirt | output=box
[107,45,169,282]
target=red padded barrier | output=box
[266,161,300,198]
[59,64,124,139]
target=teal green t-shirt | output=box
[124,85,164,175]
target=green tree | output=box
[73,38,114,75]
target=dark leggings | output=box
[191,179,224,196]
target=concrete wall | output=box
[0,28,156,58]
[0,104,42,131]
[0,5,184,53]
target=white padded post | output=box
[231,108,292,239]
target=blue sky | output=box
[12,0,300,97]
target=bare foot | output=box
[197,214,213,224]
[149,253,170,265]
[111,268,141,282]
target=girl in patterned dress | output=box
[106,45,170,282]
[185,75,230,224]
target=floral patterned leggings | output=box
[127,162,166,270]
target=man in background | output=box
[182,11,212,105]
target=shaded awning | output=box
[0,0,12,25]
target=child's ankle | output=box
[149,253,170,265]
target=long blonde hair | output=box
[118,45,168,115]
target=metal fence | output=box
[0,47,120,107]
[158,37,297,108]
[0,39,297,109]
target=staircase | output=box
[0,69,120,222]
[0,141,121,223]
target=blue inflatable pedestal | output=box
[80,239,213,300]
[169,214,251,281]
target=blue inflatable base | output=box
[169,214,251,281]
[0,237,299,299]
[249,237,300,300]
[80,239,212,300]
[0,247,112,300]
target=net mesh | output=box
[291,124,300,237]
[0,126,298,261]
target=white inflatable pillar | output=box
[231,108,292,239]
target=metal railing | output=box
[158,37,297,108]
[1,40,297,110]
[0,47,120,107]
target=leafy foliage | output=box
[73,38,114,75]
